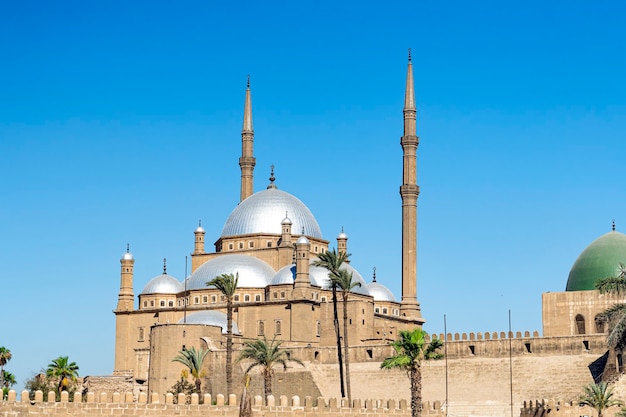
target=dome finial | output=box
[126,243,130,253]
[199,219,202,227]
[408,48,412,62]
[613,219,616,231]
[267,165,277,189]
[163,258,167,274]
[373,266,377,282]
[301,227,305,234]
[247,74,250,88]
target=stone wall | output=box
[0,390,438,417]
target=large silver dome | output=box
[221,188,323,239]
[178,310,240,334]
[271,261,370,296]
[367,282,397,302]
[141,273,183,295]
[186,254,275,290]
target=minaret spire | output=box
[399,50,423,322]
[239,75,256,202]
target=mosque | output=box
[111,55,626,407]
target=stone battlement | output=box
[1,389,445,417]
[521,399,622,417]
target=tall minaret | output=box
[399,50,423,321]
[116,244,135,311]
[239,76,256,202]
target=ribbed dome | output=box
[271,261,370,296]
[221,188,323,238]
[177,310,240,334]
[566,231,626,291]
[186,254,275,290]
[141,274,183,295]
[367,282,397,302]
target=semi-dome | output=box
[177,310,240,334]
[566,230,626,291]
[221,188,323,239]
[186,254,275,290]
[141,273,183,295]
[367,282,397,302]
[271,261,370,296]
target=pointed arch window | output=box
[575,314,586,335]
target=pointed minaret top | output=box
[163,258,167,274]
[126,243,130,253]
[372,266,377,282]
[404,49,415,110]
[242,76,253,132]
[613,219,616,231]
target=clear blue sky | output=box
[2,1,626,389]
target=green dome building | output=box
[565,230,626,291]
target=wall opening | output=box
[525,342,532,353]
[468,345,475,355]
[366,349,373,359]
[575,314,586,335]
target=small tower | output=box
[280,211,293,247]
[116,244,135,312]
[194,220,205,254]
[239,76,256,202]
[399,50,423,321]
[337,227,349,263]
[292,235,311,299]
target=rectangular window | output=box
[275,320,282,335]
[194,296,199,305]
[258,321,265,336]
[212,295,217,303]
[244,294,250,302]
[168,301,174,307]
[280,291,286,299]
[234,295,240,302]
[138,327,145,341]
[249,241,254,248]
[267,241,272,248]
[159,300,165,307]
[255,294,261,302]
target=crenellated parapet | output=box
[423,331,607,359]
[1,389,447,417]
[521,399,622,417]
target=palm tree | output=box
[0,347,11,390]
[312,248,349,399]
[236,336,303,401]
[1,371,16,388]
[207,272,239,398]
[380,329,443,417]
[595,263,626,349]
[333,268,361,406]
[579,382,622,417]
[172,346,210,394]
[46,356,79,393]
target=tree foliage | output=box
[46,356,79,393]
[207,272,239,398]
[0,347,12,392]
[237,336,303,401]
[579,382,622,417]
[381,329,443,417]
[312,248,349,399]
[172,346,210,394]
[595,263,626,349]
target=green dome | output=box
[566,231,626,291]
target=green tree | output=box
[236,336,303,401]
[380,329,443,417]
[207,272,239,398]
[595,263,626,349]
[579,382,622,417]
[313,248,349,399]
[333,268,361,405]
[2,371,16,400]
[172,346,210,394]
[0,347,12,390]
[46,356,79,393]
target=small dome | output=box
[566,231,626,291]
[121,251,134,261]
[367,282,397,302]
[178,310,240,334]
[337,231,347,239]
[281,216,292,225]
[297,235,309,244]
[221,188,323,239]
[186,254,275,290]
[271,261,369,296]
[195,225,205,233]
[141,274,183,295]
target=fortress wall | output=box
[0,390,436,417]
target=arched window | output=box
[575,314,586,335]
[275,320,282,335]
[258,321,265,336]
